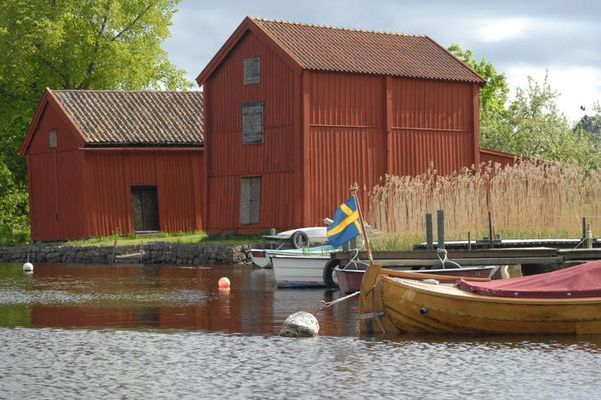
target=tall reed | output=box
[369,159,601,242]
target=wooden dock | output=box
[332,247,601,275]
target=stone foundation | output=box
[0,243,252,265]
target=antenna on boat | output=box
[351,184,374,265]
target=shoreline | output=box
[0,242,252,265]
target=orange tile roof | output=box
[251,17,484,83]
[51,90,204,146]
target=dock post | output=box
[488,211,494,249]
[437,210,445,250]
[586,223,593,249]
[468,232,471,251]
[425,213,433,250]
[582,217,587,240]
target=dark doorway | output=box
[131,186,160,232]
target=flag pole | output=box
[351,185,374,265]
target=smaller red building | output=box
[20,89,205,241]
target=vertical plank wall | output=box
[80,149,204,237]
[389,78,476,176]
[305,71,386,225]
[305,72,478,225]
[26,102,86,241]
[205,31,302,232]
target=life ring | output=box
[322,259,340,289]
[290,231,310,249]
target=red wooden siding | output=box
[304,71,478,225]
[480,148,520,166]
[80,149,204,237]
[27,103,86,240]
[389,78,477,176]
[205,31,303,231]
[305,71,386,225]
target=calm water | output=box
[1,263,601,399]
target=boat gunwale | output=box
[384,276,601,305]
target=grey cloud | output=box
[165,0,601,86]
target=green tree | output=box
[503,74,599,168]
[448,44,511,150]
[450,44,599,168]
[576,102,601,141]
[0,159,29,244]
[0,0,191,241]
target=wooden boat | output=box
[359,261,601,335]
[335,264,499,293]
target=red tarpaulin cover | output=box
[457,260,601,298]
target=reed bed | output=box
[369,160,601,246]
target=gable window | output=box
[244,57,260,85]
[49,129,58,148]
[240,176,261,225]
[242,102,264,144]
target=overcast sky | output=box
[163,0,601,122]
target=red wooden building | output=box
[20,90,205,241]
[196,17,485,233]
[23,17,493,240]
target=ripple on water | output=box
[2,263,601,399]
[1,328,601,400]
[0,287,207,306]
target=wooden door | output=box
[131,186,160,232]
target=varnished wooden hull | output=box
[336,265,498,294]
[380,277,601,335]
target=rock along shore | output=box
[0,243,252,265]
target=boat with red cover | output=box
[335,264,498,294]
[359,260,601,335]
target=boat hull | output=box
[250,245,338,269]
[271,255,330,288]
[379,277,601,335]
[336,266,498,294]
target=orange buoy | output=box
[218,277,231,290]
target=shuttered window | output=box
[244,57,260,85]
[242,102,264,144]
[49,129,58,148]
[240,177,261,225]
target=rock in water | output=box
[279,311,320,337]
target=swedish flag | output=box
[327,196,361,247]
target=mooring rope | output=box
[436,248,448,268]
[317,291,360,312]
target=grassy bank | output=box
[63,231,263,247]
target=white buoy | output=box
[280,311,320,337]
[22,262,33,272]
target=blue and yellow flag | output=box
[327,196,361,247]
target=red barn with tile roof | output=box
[20,89,205,241]
[196,17,485,233]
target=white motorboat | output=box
[249,245,336,269]
[270,253,334,288]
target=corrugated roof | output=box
[51,90,204,146]
[250,17,484,83]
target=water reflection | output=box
[4,264,601,399]
[0,263,358,336]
